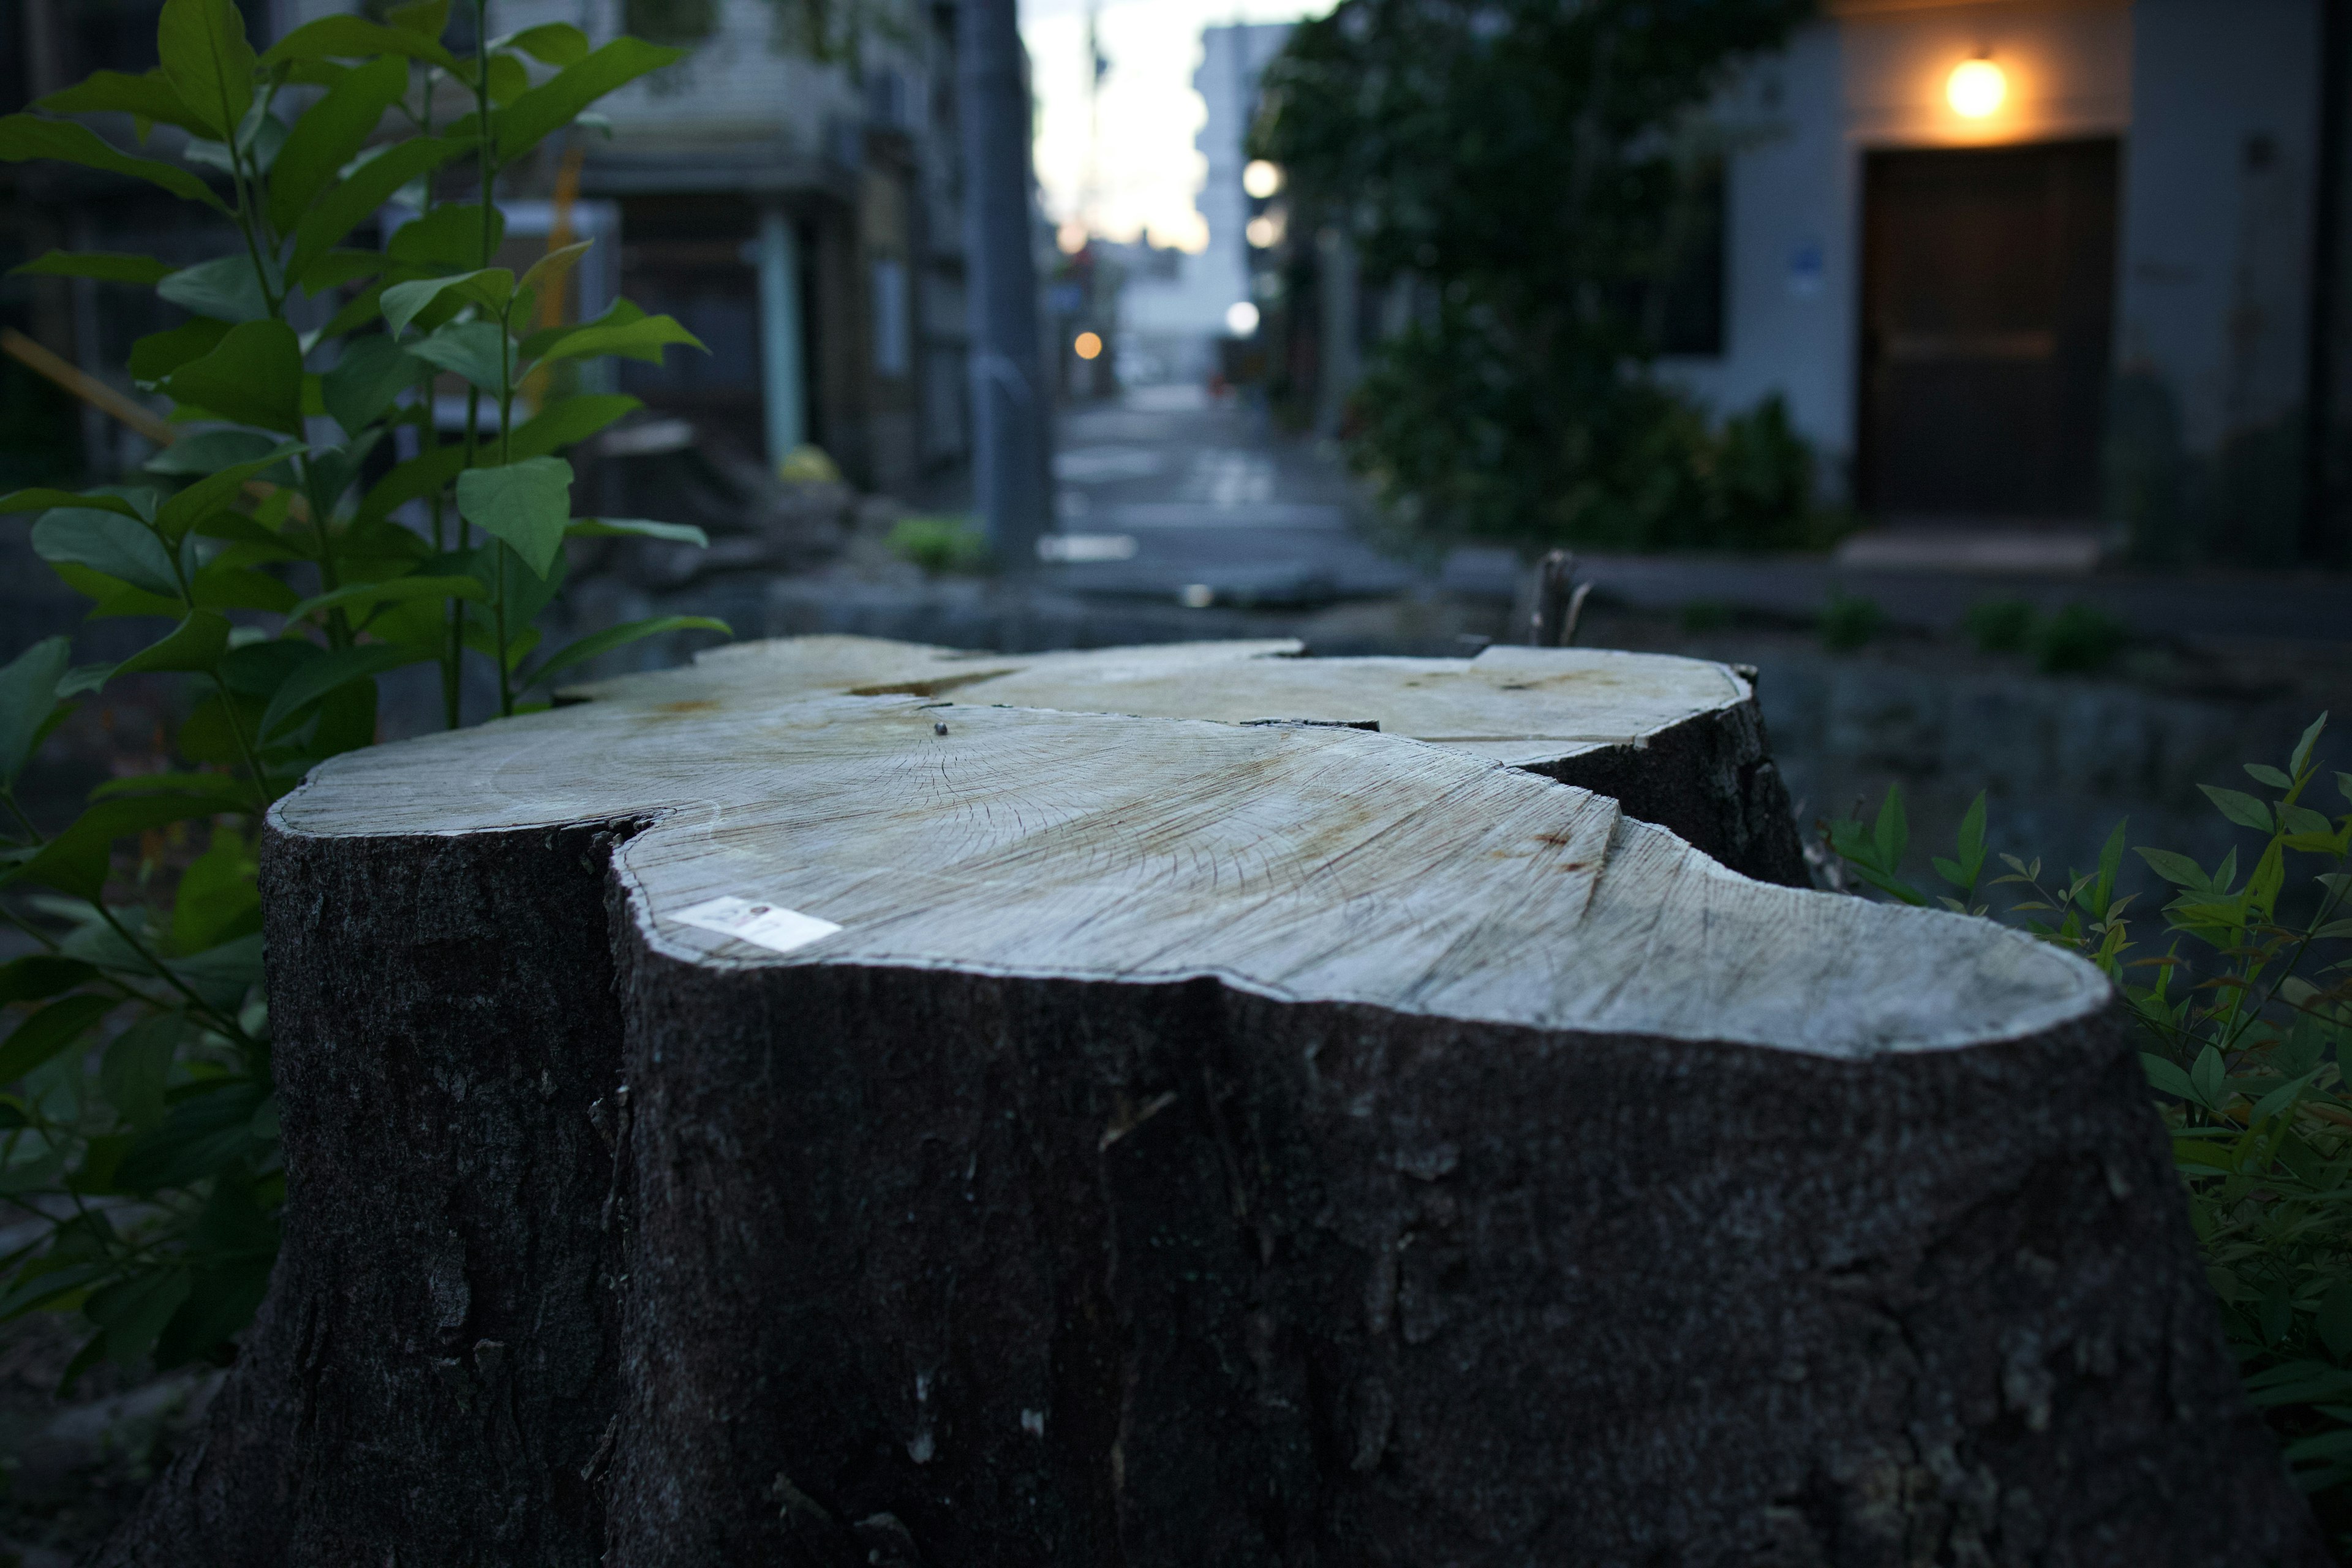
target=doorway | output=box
[1857,138,2120,522]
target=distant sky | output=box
[1020,0,1333,253]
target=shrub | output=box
[1963,597,2037,654]
[888,514,991,576]
[1826,717,2352,1544]
[0,0,725,1382]
[2035,600,2129,675]
[1819,591,1885,651]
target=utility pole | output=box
[957,0,1052,569]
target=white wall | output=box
[2118,0,2321,451]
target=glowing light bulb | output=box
[1225,301,1261,337]
[1074,331,1103,361]
[1245,214,1281,249]
[1947,58,2006,119]
[1242,160,1283,199]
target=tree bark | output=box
[105,658,2321,1566]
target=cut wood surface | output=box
[567,635,1812,884]
[104,657,2321,1567]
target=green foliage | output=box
[1254,0,1817,554]
[1959,598,2130,673]
[1963,597,2037,654]
[0,0,725,1385]
[2035,600,2129,675]
[1819,591,1885,651]
[887,514,992,576]
[1826,717,2352,1539]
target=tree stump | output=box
[567,635,1812,886]
[105,648,2321,1566]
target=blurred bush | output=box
[888,515,992,576]
[1820,592,1886,651]
[1964,598,2038,654]
[2035,601,2129,674]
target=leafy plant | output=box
[1963,597,2037,655]
[2035,600,2128,675]
[1826,718,2352,1541]
[0,0,728,1384]
[887,513,990,576]
[1819,590,1885,652]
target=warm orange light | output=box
[1947,58,2006,119]
[1074,331,1104,361]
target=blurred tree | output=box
[1253,0,1823,554]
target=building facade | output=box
[1,0,973,498]
[1670,0,2350,564]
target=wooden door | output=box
[1858,138,2119,520]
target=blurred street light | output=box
[1226,300,1261,336]
[1074,331,1104,360]
[1243,159,1284,198]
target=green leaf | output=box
[0,637,70,788]
[522,615,731,690]
[102,1014,184,1131]
[2200,785,2275,834]
[156,255,270,323]
[1871,783,1908,872]
[382,269,514,337]
[164,320,304,436]
[296,249,384,293]
[456,456,573,578]
[142,428,287,477]
[2141,1052,2196,1102]
[157,0,257,141]
[483,51,531,106]
[504,23,592,65]
[2091,818,2127,913]
[509,393,641,459]
[156,444,303,541]
[386,0,452,38]
[0,488,142,519]
[357,444,467,523]
[172,835,258,957]
[320,336,417,437]
[268,55,409,233]
[2190,1044,2227,1111]
[2136,846,2209,890]
[34,70,209,136]
[9,251,173,285]
[284,573,484,625]
[491,38,685,167]
[388,203,503,269]
[405,318,510,393]
[288,135,472,284]
[0,956,98,1006]
[17,795,239,899]
[530,305,705,369]
[258,645,424,739]
[129,319,231,386]
[519,239,593,300]
[260,13,461,72]
[0,115,228,211]
[118,1079,268,1191]
[115,612,233,679]
[568,517,709,546]
[2246,763,2294,790]
[0,995,115,1085]
[2290,713,2328,778]
[2278,800,2333,835]
[31,510,182,600]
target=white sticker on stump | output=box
[672,895,842,955]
